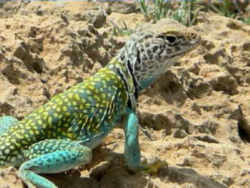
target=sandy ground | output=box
[0,1,249,188]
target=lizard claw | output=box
[126,155,168,175]
[140,155,168,175]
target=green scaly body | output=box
[0,57,133,167]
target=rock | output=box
[0,102,15,115]
[193,135,220,144]
[240,169,250,176]
[200,64,238,95]
[89,161,112,180]
[139,110,175,130]
[208,71,238,95]
[210,174,234,187]
[180,71,212,98]
[108,2,137,14]
[173,129,188,139]
[85,10,106,28]
[13,41,45,73]
[239,179,250,187]
[195,120,219,135]
[237,106,250,141]
[165,166,227,188]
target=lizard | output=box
[0,28,200,188]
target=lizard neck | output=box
[106,57,138,111]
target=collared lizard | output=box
[0,29,200,188]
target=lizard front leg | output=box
[124,109,141,171]
[124,109,167,174]
[19,139,92,188]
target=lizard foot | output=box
[140,155,168,175]
[126,155,168,175]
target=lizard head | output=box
[118,29,201,91]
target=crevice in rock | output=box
[238,119,250,143]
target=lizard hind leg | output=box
[19,139,92,188]
[0,116,18,135]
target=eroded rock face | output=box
[0,1,250,188]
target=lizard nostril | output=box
[190,32,196,39]
[189,32,200,44]
[194,33,200,40]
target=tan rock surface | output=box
[0,1,249,188]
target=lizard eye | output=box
[166,35,176,43]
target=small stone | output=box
[0,170,5,177]
[109,2,137,14]
[239,178,250,186]
[173,129,188,138]
[222,177,234,186]
[197,120,219,135]
[240,169,250,176]
[89,161,111,179]
[194,135,219,143]
[84,10,106,29]
[177,156,195,167]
